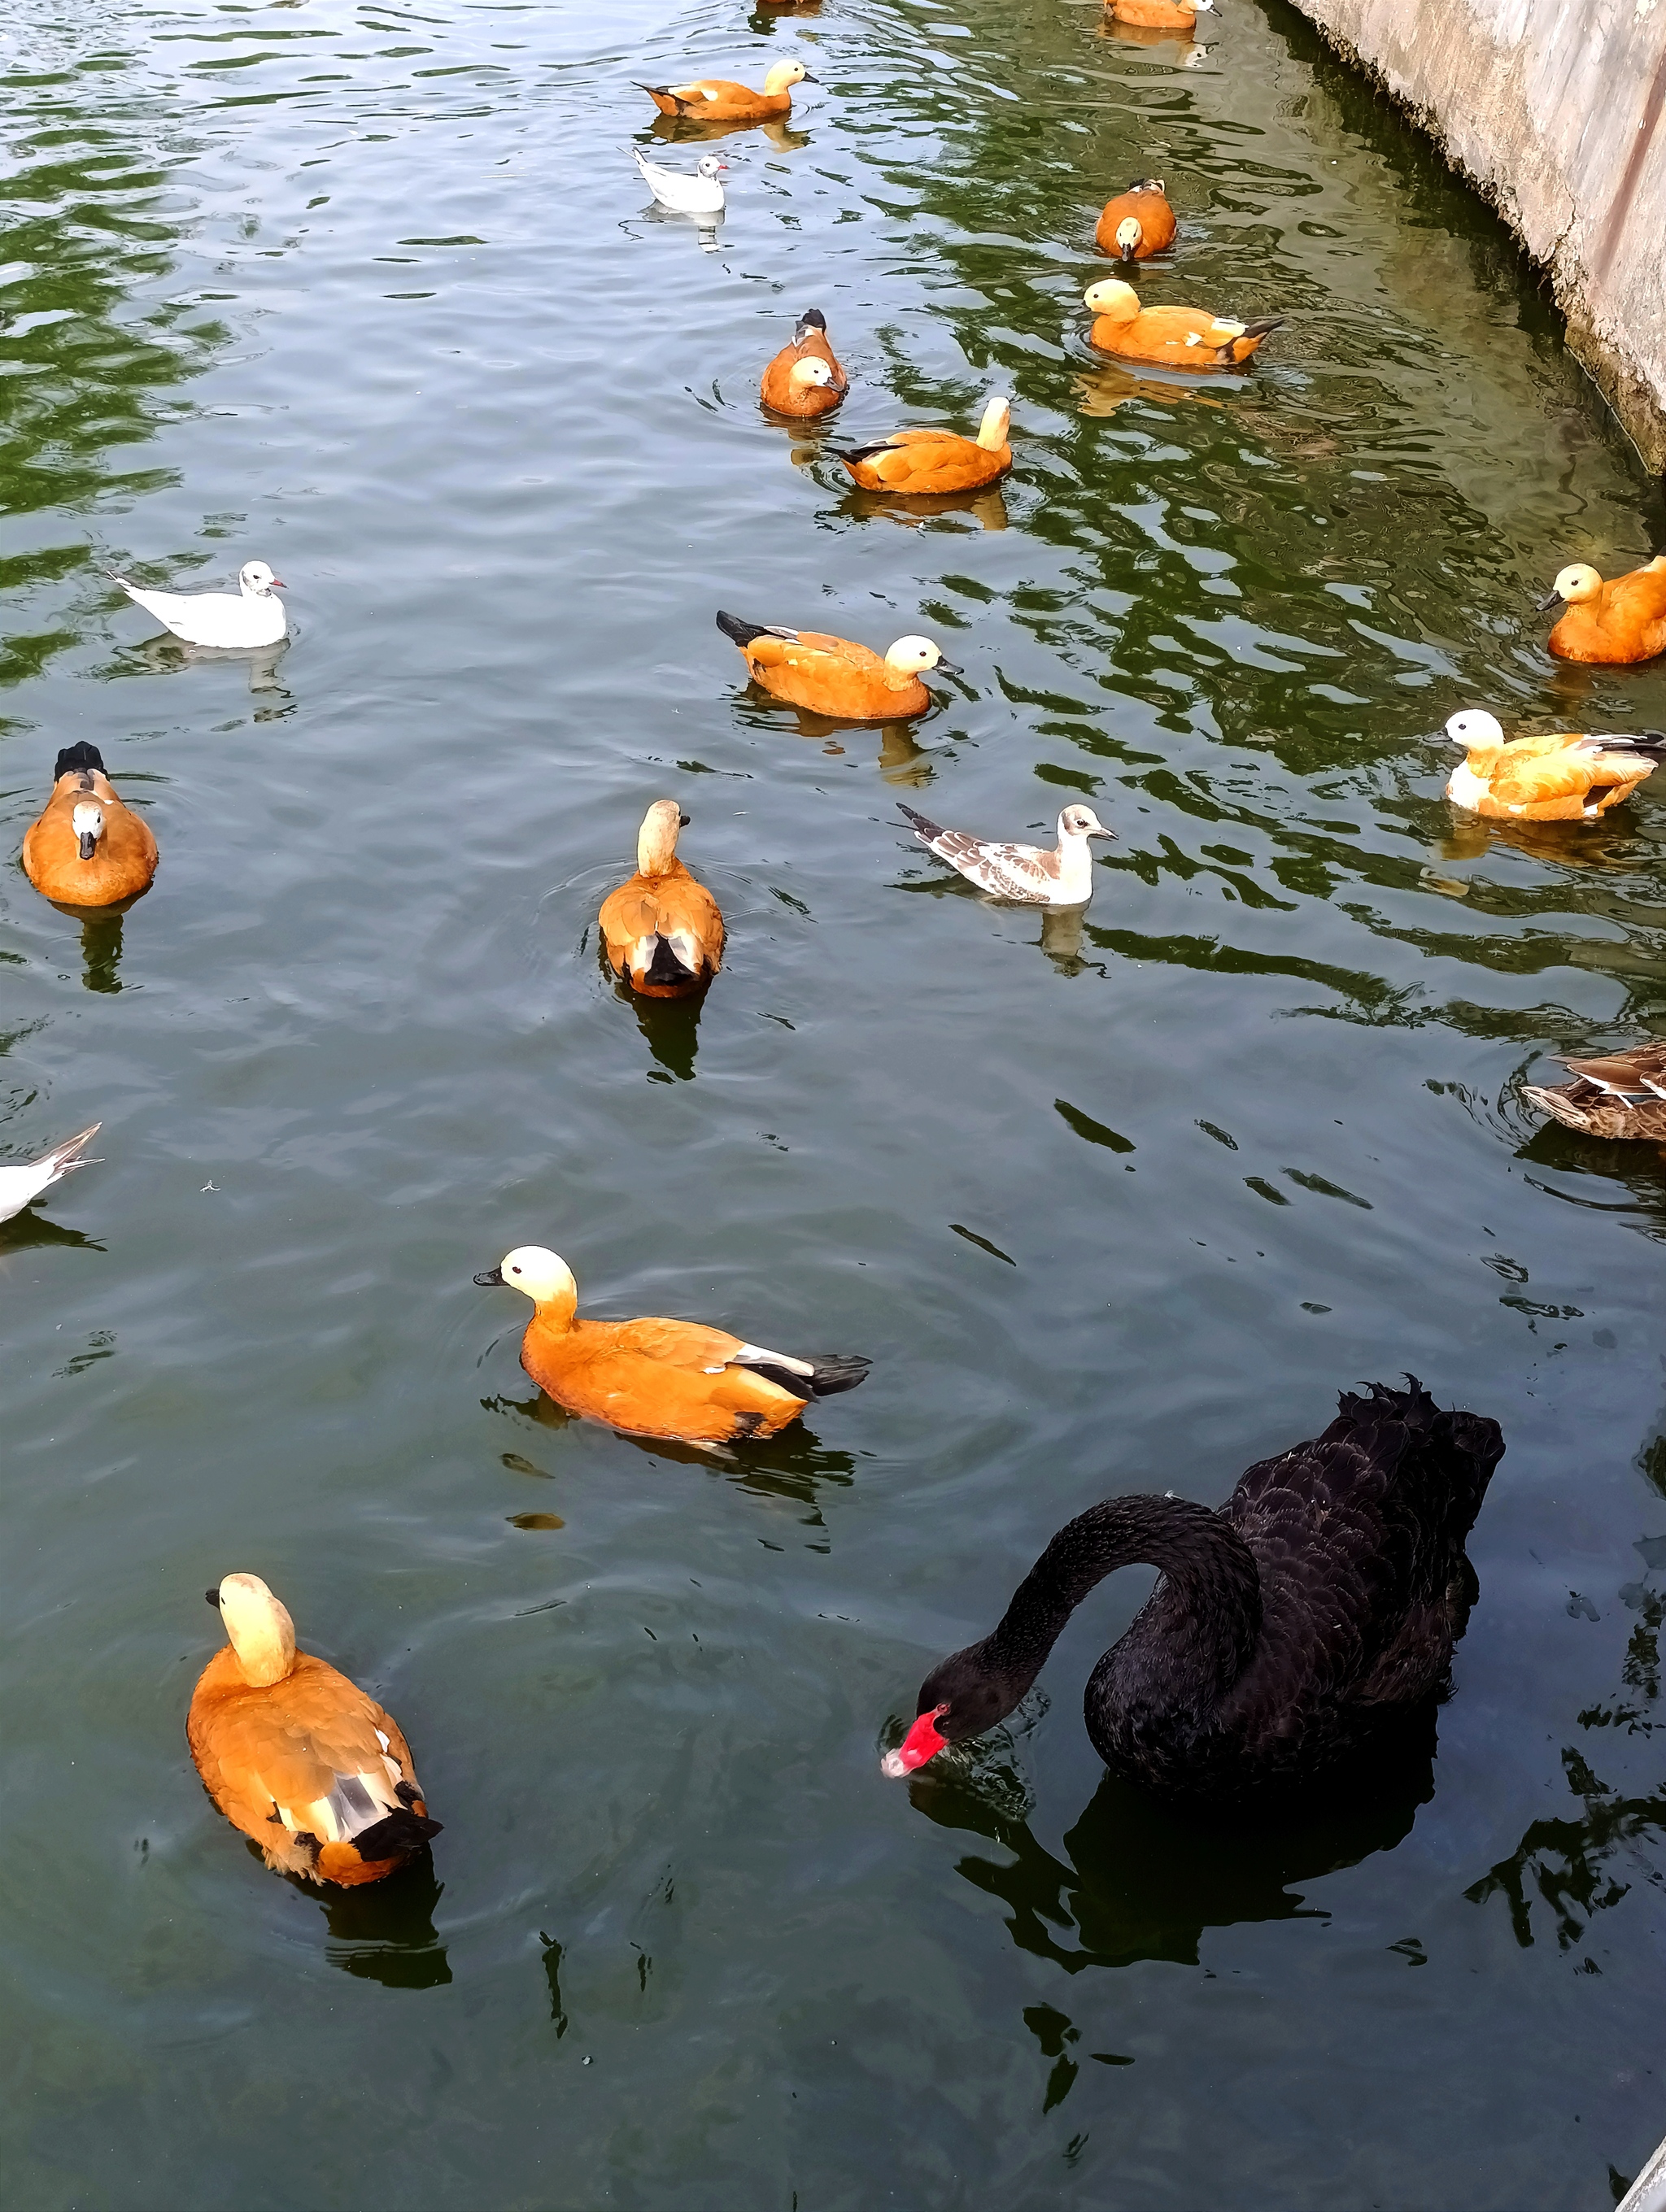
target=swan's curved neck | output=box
[982,1496,1261,1718]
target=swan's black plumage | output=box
[906,1380,1503,1805]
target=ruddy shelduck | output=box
[1524,1042,1666,1142]
[110,559,286,649]
[833,394,1012,495]
[473,1246,870,1444]
[1109,0,1214,26]
[189,1574,441,1888]
[1541,558,1666,664]
[761,308,848,417]
[599,800,725,997]
[21,742,158,908]
[717,609,957,722]
[0,1121,100,1226]
[1443,709,1666,821]
[901,802,1116,906]
[1084,279,1280,368]
[1096,177,1176,260]
[641,59,813,124]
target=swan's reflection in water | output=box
[911,1713,1436,1979]
[272,1848,451,1989]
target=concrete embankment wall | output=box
[1280,0,1666,474]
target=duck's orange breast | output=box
[1095,189,1176,259]
[760,334,848,416]
[21,781,159,908]
[520,1313,807,1442]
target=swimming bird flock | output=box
[10,0,1665,1894]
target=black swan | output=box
[883,1380,1504,1805]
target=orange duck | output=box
[1109,0,1213,25]
[1096,176,1176,260]
[1084,279,1280,368]
[1541,558,1666,665]
[831,394,1011,495]
[189,1574,441,1888]
[641,59,812,124]
[761,307,848,417]
[20,741,158,908]
[717,608,957,721]
[599,799,724,997]
[473,1246,870,1444]
[1442,709,1665,821]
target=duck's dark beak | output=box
[205,1587,221,1607]
[1120,242,1135,261]
[1537,589,1564,615]
[474,1266,504,1287]
[679,812,691,826]
[78,830,97,860]
[933,655,962,677]
[800,71,818,82]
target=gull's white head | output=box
[696,156,727,181]
[884,635,960,678]
[1445,709,1506,752]
[239,560,284,596]
[475,1244,578,1312]
[790,357,836,389]
[1059,805,1116,843]
[72,800,105,860]
[211,1571,297,1689]
[764,59,813,94]
[1084,277,1140,319]
[976,394,1013,449]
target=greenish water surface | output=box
[5,1,1666,2205]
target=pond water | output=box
[6,0,1666,2205]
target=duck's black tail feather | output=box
[830,441,894,467]
[54,741,106,782]
[716,609,770,648]
[644,935,696,987]
[795,307,827,338]
[804,1352,871,1397]
[1594,729,1666,755]
[1239,317,1284,340]
[351,1808,443,1861]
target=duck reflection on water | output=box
[42,902,138,995]
[648,112,808,153]
[835,481,1010,533]
[272,1849,451,1991]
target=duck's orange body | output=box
[1444,712,1664,822]
[716,609,954,722]
[1085,281,1280,368]
[832,394,1012,496]
[642,61,808,123]
[599,800,724,997]
[761,309,848,417]
[189,1577,439,1888]
[1109,0,1208,26]
[1096,179,1176,260]
[1547,559,1666,665]
[476,1247,870,1446]
[21,742,157,908]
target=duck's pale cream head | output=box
[238,560,284,596]
[1114,216,1145,257]
[475,1245,578,1317]
[1542,562,1603,613]
[764,59,813,94]
[211,1572,297,1688]
[1084,278,1140,320]
[72,800,105,861]
[1058,805,1115,843]
[884,635,961,679]
[976,394,1013,449]
[789,357,836,390]
[1446,709,1506,752]
[636,797,689,874]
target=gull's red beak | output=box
[881,1704,949,1778]
[269,577,286,589]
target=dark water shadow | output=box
[600,958,710,1081]
[907,1709,1438,1977]
[48,908,132,995]
[832,481,1010,533]
[647,113,808,153]
[0,1208,106,1256]
[273,1848,451,1989]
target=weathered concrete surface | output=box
[1281,0,1666,472]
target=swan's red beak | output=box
[881,1704,948,1778]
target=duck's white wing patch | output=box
[731,1342,813,1377]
